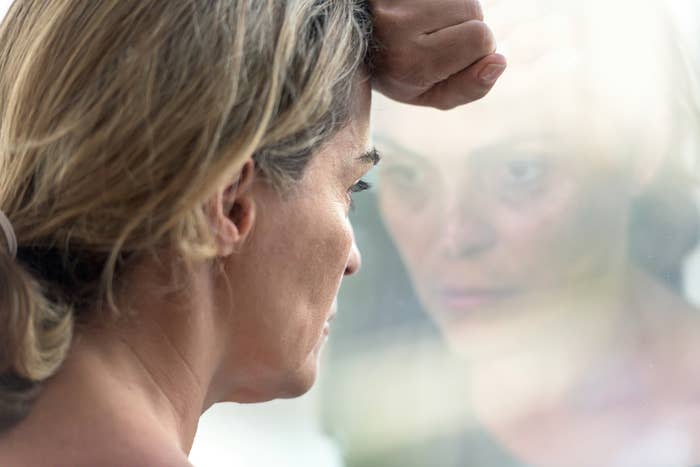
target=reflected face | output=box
[375,86,640,355]
[371,1,673,356]
[222,77,375,401]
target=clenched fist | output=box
[370,0,506,110]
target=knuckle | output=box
[470,20,496,54]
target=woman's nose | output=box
[344,238,362,276]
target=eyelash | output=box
[350,179,371,194]
[348,179,371,209]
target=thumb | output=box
[410,53,507,110]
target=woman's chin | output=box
[224,350,323,403]
[279,360,320,399]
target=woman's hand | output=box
[370,0,505,110]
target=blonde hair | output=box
[0,0,371,430]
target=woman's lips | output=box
[324,304,338,336]
[323,315,335,334]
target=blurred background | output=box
[2,0,698,465]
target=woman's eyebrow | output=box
[357,147,381,166]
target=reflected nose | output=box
[344,236,362,276]
[441,202,496,258]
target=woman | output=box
[0,0,503,465]
[373,0,700,465]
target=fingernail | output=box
[478,64,506,84]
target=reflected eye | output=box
[504,160,545,184]
[488,157,550,202]
[495,158,548,191]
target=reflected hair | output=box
[561,0,700,289]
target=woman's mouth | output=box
[324,304,338,336]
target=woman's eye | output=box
[349,179,371,194]
[348,179,371,209]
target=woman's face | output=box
[219,79,375,401]
[374,78,643,357]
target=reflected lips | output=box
[438,287,516,312]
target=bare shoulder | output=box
[71,421,193,467]
[0,433,191,467]
[81,443,193,467]
[0,405,191,467]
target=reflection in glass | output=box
[326,0,700,466]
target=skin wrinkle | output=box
[151,315,206,403]
[113,331,198,450]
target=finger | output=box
[372,0,484,34]
[410,53,507,110]
[417,20,497,86]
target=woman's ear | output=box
[207,160,257,256]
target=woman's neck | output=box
[44,259,224,458]
[73,317,209,453]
